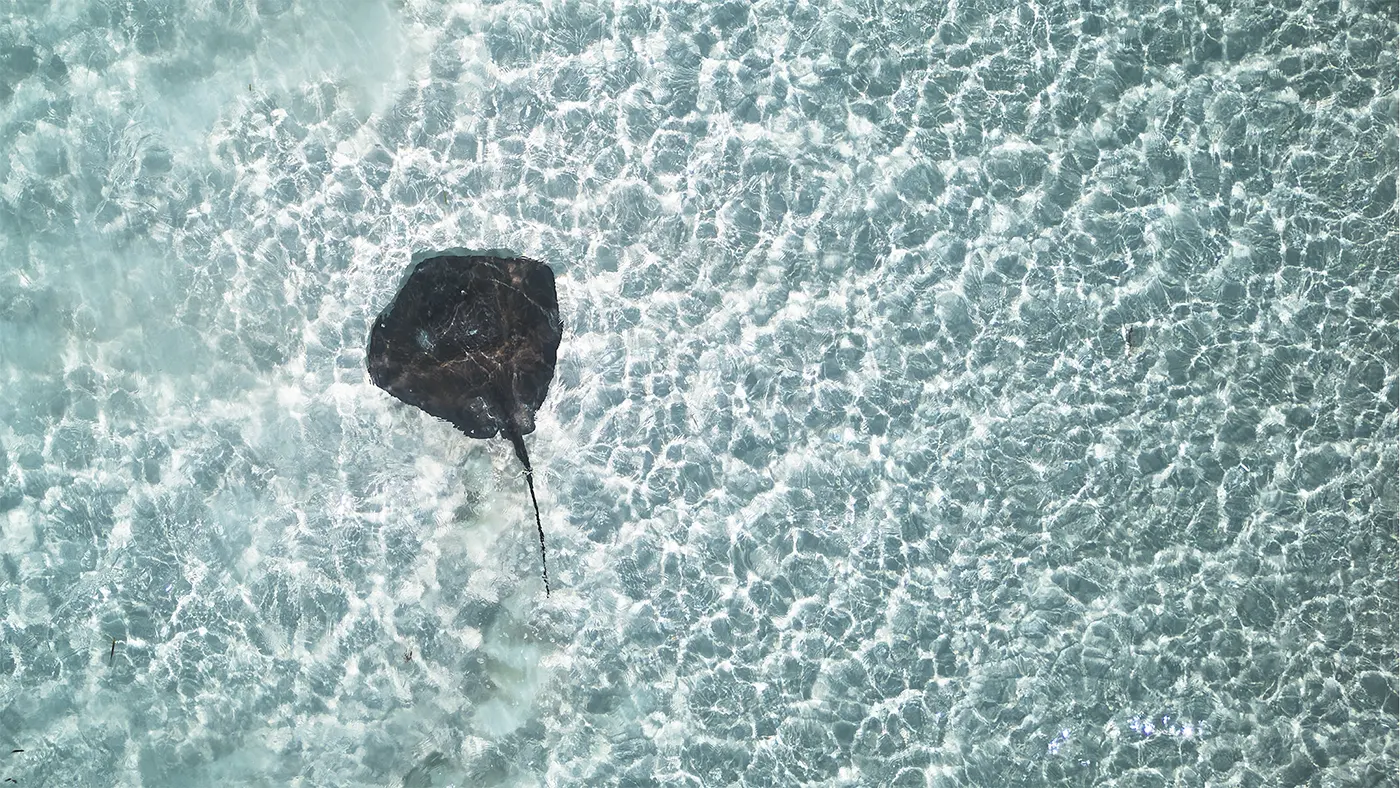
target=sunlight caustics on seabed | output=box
[0,0,1395,785]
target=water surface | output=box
[0,0,1395,785]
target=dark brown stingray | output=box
[368,254,562,595]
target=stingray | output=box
[368,253,562,595]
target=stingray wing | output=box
[367,255,561,438]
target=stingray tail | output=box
[506,428,550,596]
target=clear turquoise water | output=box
[0,0,1395,785]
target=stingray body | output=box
[368,254,562,594]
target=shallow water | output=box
[0,0,1395,785]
